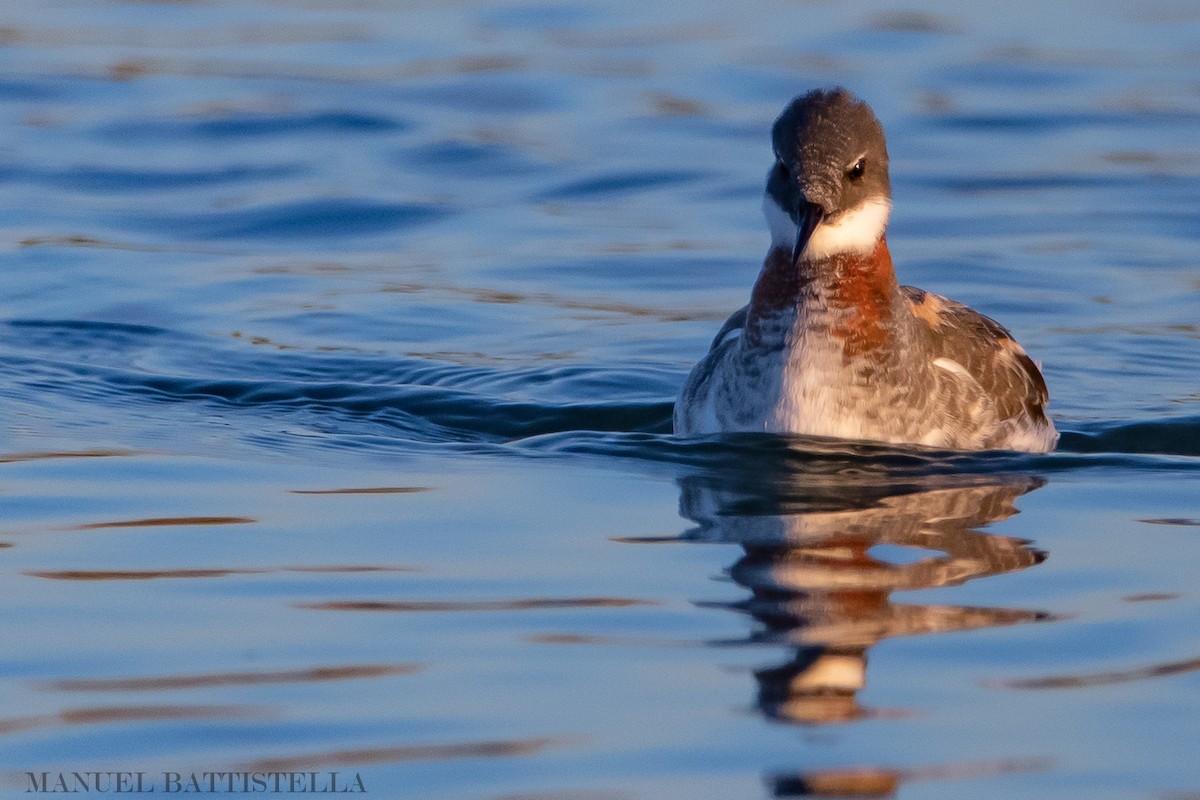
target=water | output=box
[1,1,1198,798]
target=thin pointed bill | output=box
[792,202,824,264]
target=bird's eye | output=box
[847,158,866,181]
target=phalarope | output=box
[674,88,1057,452]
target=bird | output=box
[674,88,1058,452]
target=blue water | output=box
[2,2,1199,798]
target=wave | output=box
[132,198,450,241]
[1059,419,1200,458]
[3,320,1197,472]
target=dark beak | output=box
[792,202,824,264]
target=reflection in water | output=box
[240,736,563,772]
[769,756,1053,798]
[0,704,266,736]
[995,654,1200,690]
[41,663,423,692]
[26,564,421,581]
[290,486,433,495]
[301,597,653,612]
[67,516,257,531]
[0,449,144,464]
[679,470,1051,727]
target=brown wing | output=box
[900,285,1050,426]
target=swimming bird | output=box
[674,88,1057,452]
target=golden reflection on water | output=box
[301,597,654,613]
[0,448,144,463]
[67,516,256,531]
[26,568,266,580]
[994,655,1200,690]
[25,564,421,581]
[379,279,717,323]
[241,736,564,772]
[17,235,172,253]
[678,473,1051,727]
[40,663,423,692]
[0,704,266,736]
[290,485,433,495]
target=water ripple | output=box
[41,664,422,692]
[240,736,564,772]
[517,428,1200,480]
[103,371,672,443]
[5,319,1199,469]
[136,198,449,241]
[12,163,304,193]
[536,169,708,200]
[99,111,408,143]
[1062,417,1200,457]
[931,108,1200,133]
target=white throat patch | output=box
[762,194,892,260]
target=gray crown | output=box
[766,88,891,223]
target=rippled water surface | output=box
[2,2,1199,798]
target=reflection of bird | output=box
[675,88,1057,452]
[680,473,1049,725]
